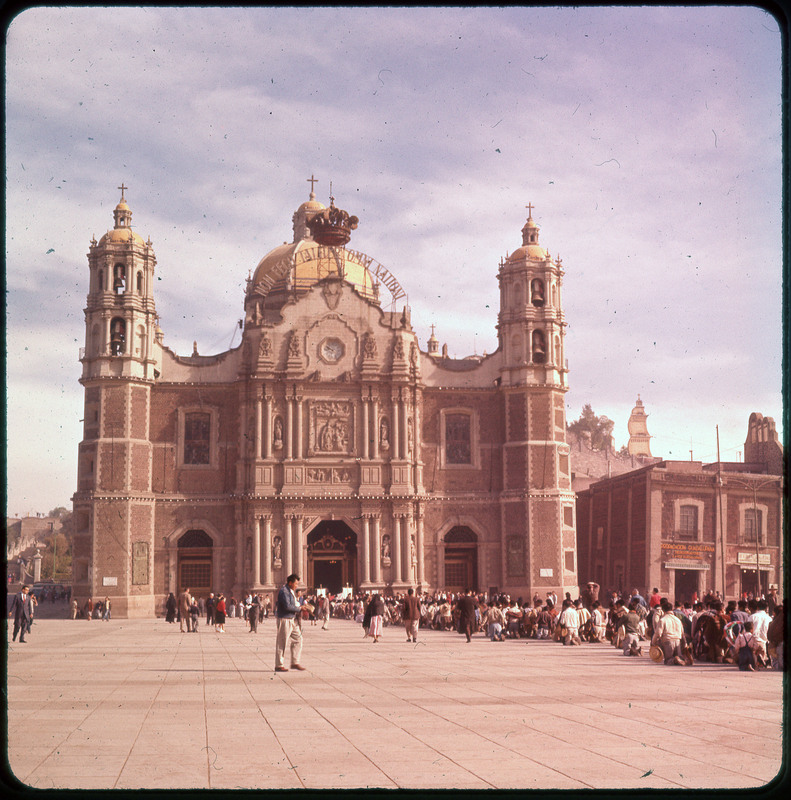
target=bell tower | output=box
[72,187,159,618]
[81,185,159,380]
[496,204,576,598]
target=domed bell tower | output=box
[495,203,577,600]
[81,185,159,380]
[73,186,159,618]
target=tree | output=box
[567,404,614,452]
[48,506,70,520]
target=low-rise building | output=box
[576,413,784,602]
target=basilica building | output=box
[72,184,578,617]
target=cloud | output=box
[5,6,783,515]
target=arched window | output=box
[178,529,213,548]
[512,281,523,308]
[97,269,104,293]
[530,277,545,307]
[531,329,546,363]
[110,317,126,355]
[113,263,126,294]
[136,271,143,293]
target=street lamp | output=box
[729,477,778,599]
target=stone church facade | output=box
[72,185,578,616]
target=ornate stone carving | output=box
[272,535,282,566]
[258,332,272,360]
[273,416,284,450]
[288,331,301,358]
[393,337,405,361]
[381,534,391,564]
[310,400,353,455]
[379,416,390,450]
[322,280,342,310]
[363,332,377,360]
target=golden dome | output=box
[99,227,145,246]
[507,244,548,261]
[249,239,378,302]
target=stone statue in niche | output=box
[363,333,377,359]
[410,341,419,368]
[272,536,282,564]
[381,534,391,563]
[407,417,414,456]
[258,332,272,359]
[379,417,390,450]
[393,338,405,361]
[273,416,284,450]
[288,331,301,357]
[410,534,416,564]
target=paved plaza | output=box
[4,614,786,792]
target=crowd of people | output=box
[57,580,785,674]
[314,583,785,672]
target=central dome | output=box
[249,239,378,303]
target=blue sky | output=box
[5,6,784,516]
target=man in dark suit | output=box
[9,585,33,643]
[456,588,478,642]
[403,587,421,642]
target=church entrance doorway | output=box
[307,521,357,594]
[177,529,213,599]
[444,526,478,593]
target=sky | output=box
[5,6,785,517]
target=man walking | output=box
[456,589,478,643]
[9,585,33,643]
[403,588,420,642]
[178,587,192,632]
[275,574,306,672]
[206,593,216,627]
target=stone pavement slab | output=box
[4,616,785,792]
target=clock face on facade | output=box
[319,338,344,363]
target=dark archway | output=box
[177,529,213,598]
[307,521,357,594]
[444,526,478,593]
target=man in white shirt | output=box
[749,600,772,644]
[652,600,685,665]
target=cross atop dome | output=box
[306,174,318,199]
[118,183,128,202]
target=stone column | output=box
[295,396,303,459]
[416,509,425,586]
[262,515,273,587]
[393,512,402,582]
[362,399,369,460]
[361,514,371,585]
[252,514,262,587]
[401,515,412,583]
[372,398,379,459]
[372,516,382,584]
[285,398,293,460]
[255,390,263,460]
[264,394,273,459]
[392,393,401,459]
[283,515,293,577]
